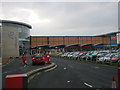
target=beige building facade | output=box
[2,26,19,58]
[1,20,32,59]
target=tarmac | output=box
[2,55,56,89]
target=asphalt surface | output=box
[29,57,118,88]
[2,55,49,88]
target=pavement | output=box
[2,55,55,89]
[29,57,118,88]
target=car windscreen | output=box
[92,53,98,55]
[34,55,43,58]
[112,55,120,58]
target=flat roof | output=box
[81,44,93,47]
[66,44,80,47]
[94,43,104,46]
[96,31,119,36]
[31,31,120,37]
[1,20,32,29]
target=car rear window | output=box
[34,55,43,58]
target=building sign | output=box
[110,35,117,41]
[117,33,120,44]
[8,32,14,39]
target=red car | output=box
[32,54,46,65]
[43,55,51,64]
[111,55,120,63]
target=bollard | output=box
[6,74,28,89]
[112,76,117,90]
[118,68,120,89]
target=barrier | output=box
[118,68,120,89]
[6,74,28,89]
[112,76,116,90]
[5,63,56,89]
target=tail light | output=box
[32,57,35,60]
[42,57,45,60]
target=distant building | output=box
[30,31,119,52]
[31,32,119,46]
[0,24,2,64]
[1,20,32,58]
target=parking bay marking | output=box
[84,82,93,88]
[67,80,71,83]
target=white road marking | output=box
[84,82,93,88]
[67,80,70,83]
[64,67,67,70]
[95,67,99,69]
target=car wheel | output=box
[41,62,45,65]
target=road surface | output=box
[29,57,118,88]
[2,55,48,88]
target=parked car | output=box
[104,53,116,63]
[89,52,99,61]
[72,52,82,60]
[61,52,70,57]
[71,52,81,59]
[118,60,120,67]
[81,52,92,60]
[76,52,87,60]
[111,54,120,63]
[97,53,111,63]
[67,52,75,58]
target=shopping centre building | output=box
[30,31,120,52]
[1,19,120,58]
[1,20,32,59]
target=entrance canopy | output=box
[50,44,66,49]
[66,44,80,48]
[31,45,49,49]
[81,44,93,47]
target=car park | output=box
[51,49,120,66]
[97,53,113,63]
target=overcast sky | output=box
[1,1,119,36]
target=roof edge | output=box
[1,20,32,29]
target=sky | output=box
[0,0,119,36]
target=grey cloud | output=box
[2,2,118,36]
